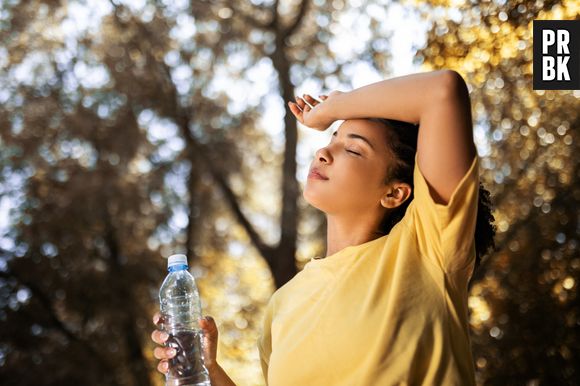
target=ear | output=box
[380,183,412,209]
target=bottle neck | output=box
[168,264,188,272]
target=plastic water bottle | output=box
[159,254,211,386]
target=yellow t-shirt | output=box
[258,153,479,386]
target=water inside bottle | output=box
[159,262,210,385]
[165,330,208,385]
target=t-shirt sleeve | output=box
[257,296,274,384]
[407,152,480,274]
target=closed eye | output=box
[331,133,363,156]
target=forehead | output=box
[337,119,389,146]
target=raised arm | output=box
[322,69,451,125]
[292,70,477,205]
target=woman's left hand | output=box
[288,91,342,131]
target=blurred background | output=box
[0,0,578,385]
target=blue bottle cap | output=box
[167,254,188,268]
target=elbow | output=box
[437,69,470,101]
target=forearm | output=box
[328,69,454,125]
[207,363,237,386]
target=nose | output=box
[316,147,332,164]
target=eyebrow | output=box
[332,130,375,151]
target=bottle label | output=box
[168,264,188,272]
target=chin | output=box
[302,187,332,213]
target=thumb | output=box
[200,316,218,338]
[199,316,218,365]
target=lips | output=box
[308,167,328,180]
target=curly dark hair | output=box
[369,118,497,276]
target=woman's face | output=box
[303,119,392,215]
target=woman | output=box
[151,69,496,385]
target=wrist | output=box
[206,361,237,386]
[324,91,347,122]
[205,362,221,373]
[206,361,221,374]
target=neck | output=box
[324,211,387,257]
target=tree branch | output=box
[106,1,276,267]
[176,112,274,264]
[284,0,310,37]
[0,265,112,376]
[102,212,153,386]
[236,7,269,29]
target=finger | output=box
[154,347,176,360]
[301,94,315,109]
[295,96,307,109]
[319,94,328,100]
[199,316,219,365]
[153,312,164,326]
[288,100,302,112]
[200,316,219,351]
[303,94,320,106]
[199,316,218,337]
[157,360,169,374]
[288,102,304,122]
[151,329,169,345]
